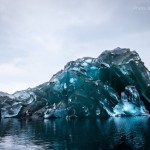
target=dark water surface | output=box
[0,117,150,150]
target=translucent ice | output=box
[113,86,148,116]
[0,48,150,118]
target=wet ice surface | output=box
[1,48,150,119]
[0,117,150,150]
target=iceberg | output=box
[0,47,150,119]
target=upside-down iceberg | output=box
[0,47,150,119]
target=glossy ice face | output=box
[0,47,150,118]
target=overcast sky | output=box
[0,0,150,93]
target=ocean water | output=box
[0,117,150,150]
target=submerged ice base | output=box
[0,47,150,119]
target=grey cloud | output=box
[0,0,150,93]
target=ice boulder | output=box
[0,48,150,119]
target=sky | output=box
[0,0,150,93]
